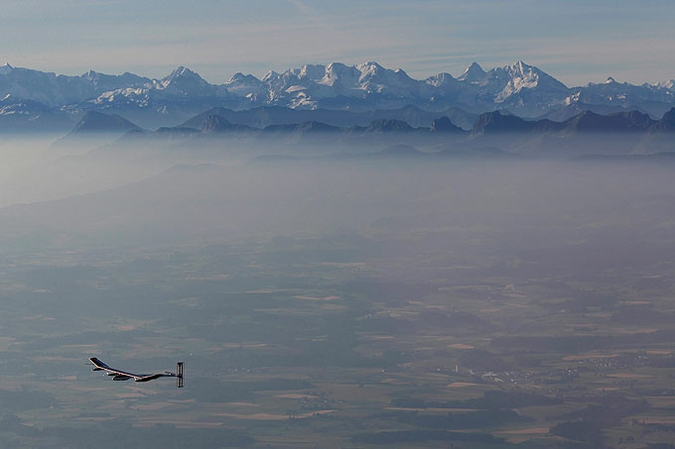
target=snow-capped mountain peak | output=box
[352,61,417,94]
[261,70,280,83]
[425,72,457,88]
[226,72,262,89]
[491,61,569,102]
[512,60,531,75]
[0,60,673,130]
[166,66,194,78]
[357,61,384,75]
[657,79,675,90]
[82,69,98,80]
[493,62,542,98]
[157,66,213,94]
[457,62,486,83]
[161,66,203,84]
[322,62,360,86]
[297,64,326,81]
[0,63,14,75]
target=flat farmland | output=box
[1,159,675,448]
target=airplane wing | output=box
[89,357,145,381]
[88,357,183,386]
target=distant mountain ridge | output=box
[0,61,674,131]
[66,103,673,158]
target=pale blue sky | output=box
[1,0,674,86]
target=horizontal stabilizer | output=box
[177,362,184,388]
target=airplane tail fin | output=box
[176,362,184,388]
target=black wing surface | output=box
[89,357,176,382]
[89,357,144,381]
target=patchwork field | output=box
[1,159,675,448]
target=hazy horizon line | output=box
[2,59,673,89]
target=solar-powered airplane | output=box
[89,357,184,388]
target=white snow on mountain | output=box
[656,79,675,91]
[0,60,672,124]
[493,60,569,103]
[0,63,14,76]
[457,62,486,83]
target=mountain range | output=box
[1,61,675,132]
[55,102,674,159]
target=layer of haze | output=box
[0,136,672,257]
[1,134,674,447]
